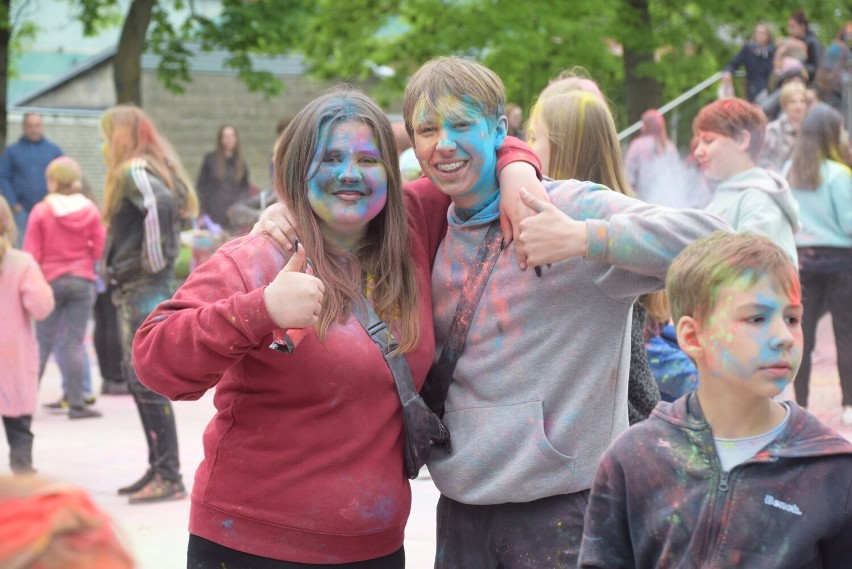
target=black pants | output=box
[187,534,405,569]
[3,415,34,474]
[94,284,125,383]
[435,491,590,569]
[794,270,852,407]
[115,282,181,482]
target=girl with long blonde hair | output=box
[100,105,197,504]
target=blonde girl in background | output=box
[0,196,53,475]
[23,157,105,420]
[100,105,198,503]
[526,77,669,423]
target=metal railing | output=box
[617,71,725,145]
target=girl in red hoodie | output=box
[23,157,105,420]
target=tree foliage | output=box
[297,0,849,124]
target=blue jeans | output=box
[36,275,96,408]
[13,209,28,248]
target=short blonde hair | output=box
[779,81,807,110]
[45,156,84,195]
[666,232,800,324]
[403,57,505,140]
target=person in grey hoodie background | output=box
[693,97,800,265]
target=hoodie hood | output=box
[715,167,801,231]
[654,392,852,459]
[44,193,101,230]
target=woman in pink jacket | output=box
[23,157,105,419]
[0,196,54,474]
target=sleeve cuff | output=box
[585,219,609,261]
[233,286,279,342]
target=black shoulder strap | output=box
[420,222,503,416]
[351,296,419,406]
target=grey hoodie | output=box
[705,167,800,265]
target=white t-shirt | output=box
[714,403,791,472]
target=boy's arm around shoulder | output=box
[132,240,281,401]
[579,441,637,568]
[573,184,730,295]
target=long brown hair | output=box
[100,105,198,224]
[213,124,246,182]
[787,103,848,190]
[0,196,17,269]
[274,86,421,353]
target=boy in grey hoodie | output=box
[694,98,800,265]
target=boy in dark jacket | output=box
[579,232,852,568]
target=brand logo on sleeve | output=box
[764,495,802,516]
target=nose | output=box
[437,130,457,153]
[770,318,795,351]
[337,159,362,184]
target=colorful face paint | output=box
[412,94,507,210]
[697,275,803,397]
[307,120,388,249]
[693,130,745,181]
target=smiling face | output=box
[412,95,507,210]
[688,275,803,399]
[307,120,388,249]
[693,130,752,180]
[220,126,238,154]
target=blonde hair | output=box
[779,81,807,110]
[100,105,198,224]
[274,86,421,353]
[45,156,84,196]
[0,196,17,269]
[666,232,799,324]
[403,57,505,141]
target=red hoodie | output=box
[23,194,105,282]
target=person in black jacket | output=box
[196,125,250,233]
[787,8,823,82]
[722,22,776,102]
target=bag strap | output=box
[351,295,419,406]
[421,222,503,416]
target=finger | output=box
[520,188,548,214]
[282,242,307,273]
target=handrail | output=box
[617,71,725,141]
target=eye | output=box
[453,121,471,129]
[746,315,765,324]
[323,153,342,164]
[360,155,380,165]
[785,314,801,326]
[417,125,436,135]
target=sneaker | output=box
[118,469,155,496]
[128,474,186,504]
[43,398,69,414]
[842,406,852,426]
[44,395,96,413]
[68,406,103,420]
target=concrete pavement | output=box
[7,314,850,568]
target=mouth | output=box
[761,363,792,376]
[433,160,468,175]
[332,190,367,202]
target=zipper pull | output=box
[719,470,730,492]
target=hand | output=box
[721,71,733,83]
[263,243,325,329]
[252,202,298,252]
[498,162,550,269]
[516,188,588,266]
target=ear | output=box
[735,129,752,153]
[493,115,508,150]
[675,315,704,361]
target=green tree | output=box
[72,0,312,105]
[298,0,848,126]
